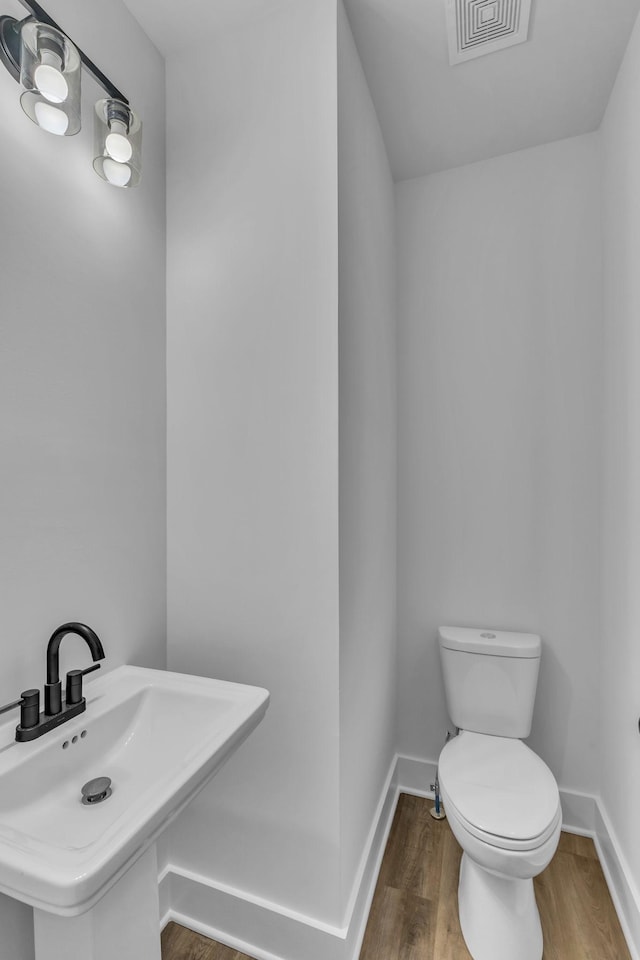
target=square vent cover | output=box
[446,0,532,65]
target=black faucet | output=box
[0,622,105,742]
[45,622,105,715]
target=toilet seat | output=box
[445,794,562,852]
[439,731,561,852]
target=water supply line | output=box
[430,730,453,821]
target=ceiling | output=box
[123,0,640,182]
[344,0,640,180]
[122,0,291,52]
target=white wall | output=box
[337,0,396,912]
[396,135,603,795]
[165,0,343,926]
[601,6,640,901]
[0,0,166,955]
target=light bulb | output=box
[34,51,68,104]
[103,158,132,188]
[34,101,69,136]
[105,119,133,163]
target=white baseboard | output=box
[593,801,640,960]
[158,753,403,960]
[558,787,597,835]
[157,754,640,960]
[394,754,437,798]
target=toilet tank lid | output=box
[438,626,541,658]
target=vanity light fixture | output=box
[0,0,142,186]
[93,98,142,188]
[19,20,80,135]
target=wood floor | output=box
[162,922,248,960]
[359,794,631,960]
[161,793,631,960]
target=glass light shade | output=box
[93,99,142,188]
[19,21,81,136]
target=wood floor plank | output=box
[431,819,471,960]
[359,886,404,960]
[162,794,632,960]
[161,921,252,960]
[555,831,598,860]
[535,850,631,960]
[397,890,436,960]
[378,793,446,898]
[534,852,579,960]
[359,886,435,960]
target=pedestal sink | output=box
[0,666,269,959]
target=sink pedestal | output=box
[33,844,161,960]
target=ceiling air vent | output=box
[445,0,532,65]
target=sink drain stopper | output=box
[81,776,112,805]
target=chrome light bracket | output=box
[106,98,131,132]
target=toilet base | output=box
[458,852,543,960]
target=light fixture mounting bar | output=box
[16,0,128,104]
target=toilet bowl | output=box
[437,627,561,960]
[439,730,561,960]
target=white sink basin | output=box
[0,666,269,915]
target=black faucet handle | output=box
[0,690,40,730]
[80,663,101,677]
[19,689,40,729]
[65,663,101,706]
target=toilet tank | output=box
[438,626,541,738]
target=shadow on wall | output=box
[529,641,571,786]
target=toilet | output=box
[437,626,561,960]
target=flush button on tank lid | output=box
[81,776,112,805]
